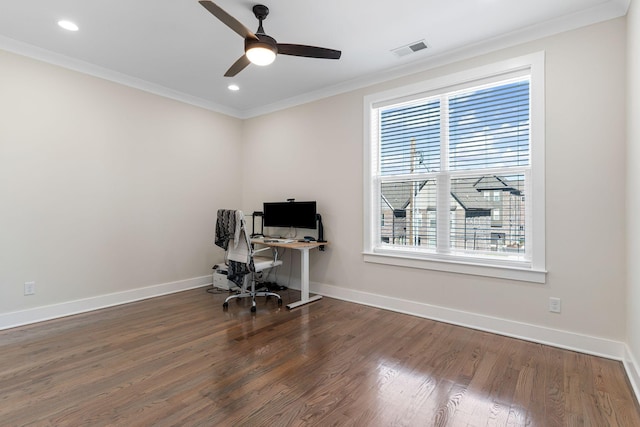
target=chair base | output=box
[223,289,283,312]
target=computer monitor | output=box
[263,201,317,229]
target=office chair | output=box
[220,210,283,312]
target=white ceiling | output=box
[0,0,629,118]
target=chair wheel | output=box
[222,302,228,309]
[250,306,256,313]
[278,298,283,306]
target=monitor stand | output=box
[251,211,264,237]
[317,214,326,251]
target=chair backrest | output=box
[226,212,253,265]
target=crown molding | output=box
[240,0,630,118]
[1,0,630,120]
[0,35,242,118]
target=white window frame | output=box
[363,52,546,283]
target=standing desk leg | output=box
[286,247,323,309]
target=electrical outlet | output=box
[24,281,36,296]
[549,297,561,313]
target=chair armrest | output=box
[253,245,280,263]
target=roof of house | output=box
[381,175,521,216]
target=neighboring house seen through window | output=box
[363,53,546,283]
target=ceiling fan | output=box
[198,1,342,77]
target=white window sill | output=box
[363,250,546,283]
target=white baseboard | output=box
[310,281,626,361]
[0,275,212,331]
[624,345,640,405]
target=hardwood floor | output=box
[1,288,639,426]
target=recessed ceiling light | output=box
[228,84,240,91]
[58,20,79,32]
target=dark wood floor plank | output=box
[1,287,639,426]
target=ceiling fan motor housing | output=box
[245,34,277,65]
[245,34,277,54]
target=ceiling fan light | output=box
[246,45,276,66]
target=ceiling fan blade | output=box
[224,55,251,77]
[199,1,257,40]
[277,44,341,60]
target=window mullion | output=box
[436,95,450,253]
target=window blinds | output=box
[375,76,531,259]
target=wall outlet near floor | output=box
[24,281,36,296]
[549,297,561,313]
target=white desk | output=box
[251,238,327,309]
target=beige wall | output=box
[627,0,640,371]
[243,18,628,341]
[0,50,241,313]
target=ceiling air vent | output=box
[391,40,429,57]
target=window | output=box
[363,53,546,283]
